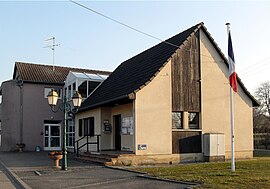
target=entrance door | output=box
[44,124,61,151]
[114,115,121,151]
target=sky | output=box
[1,1,270,94]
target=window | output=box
[78,81,87,98]
[188,112,199,129]
[88,81,101,96]
[68,85,71,100]
[44,88,62,99]
[83,117,95,136]
[172,112,183,129]
[72,82,76,94]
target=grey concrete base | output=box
[203,155,225,162]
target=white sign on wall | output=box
[121,117,134,135]
[138,144,147,150]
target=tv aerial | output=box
[44,37,60,72]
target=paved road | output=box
[0,161,16,189]
[0,152,194,189]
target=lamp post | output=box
[47,89,82,170]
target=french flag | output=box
[228,31,238,92]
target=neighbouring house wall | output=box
[110,103,134,152]
[75,108,101,152]
[0,91,2,119]
[135,60,172,155]
[0,87,2,147]
[22,83,64,151]
[0,80,21,151]
[0,81,64,151]
[200,30,254,159]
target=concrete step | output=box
[83,152,119,159]
[76,152,119,165]
[75,156,108,165]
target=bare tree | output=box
[255,81,270,116]
[254,81,270,149]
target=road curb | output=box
[0,158,31,189]
[104,165,147,174]
[137,174,200,187]
[105,165,200,188]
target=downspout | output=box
[128,93,136,154]
[197,29,203,155]
[133,99,136,154]
[198,27,202,113]
[16,80,23,144]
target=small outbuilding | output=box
[75,23,258,165]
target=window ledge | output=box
[172,129,202,132]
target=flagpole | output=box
[226,22,235,172]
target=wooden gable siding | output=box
[171,32,200,112]
[172,131,202,154]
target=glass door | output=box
[67,119,75,149]
[44,124,61,151]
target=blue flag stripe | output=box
[228,31,234,62]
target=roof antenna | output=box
[44,37,60,72]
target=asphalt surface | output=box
[0,151,195,189]
[0,160,16,189]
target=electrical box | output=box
[203,133,225,162]
[103,120,112,134]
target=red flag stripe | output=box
[230,72,238,92]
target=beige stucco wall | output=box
[135,60,172,155]
[110,103,134,151]
[200,31,254,159]
[75,108,101,151]
[75,104,134,152]
[100,108,113,150]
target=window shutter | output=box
[79,119,83,137]
[90,117,95,137]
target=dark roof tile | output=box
[80,23,202,110]
[13,62,111,84]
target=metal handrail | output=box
[75,135,100,157]
[74,135,86,153]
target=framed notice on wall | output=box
[121,117,134,135]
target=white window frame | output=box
[44,88,62,99]
[43,124,61,151]
[66,119,75,148]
